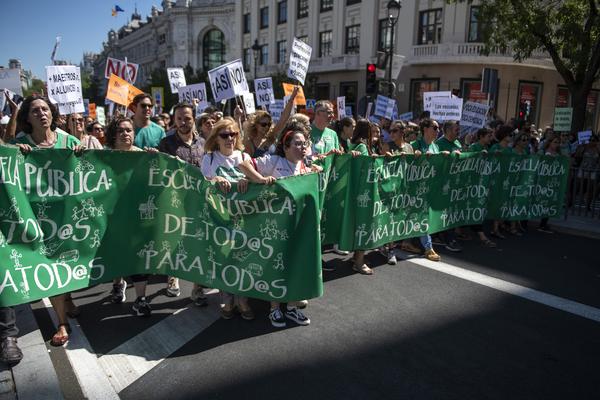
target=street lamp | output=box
[386,0,401,97]
[251,39,261,79]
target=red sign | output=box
[464,81,487,103]
[104,57,139,83]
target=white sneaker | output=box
[166,277,180,297]
[333,244,349,255]
[387,250,397,265]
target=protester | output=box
[196,113,215,140]
[0,306,22,365]
[0,91,19,142]
[335,116,356,152]
[535,135,563,234]
[160,112,172,129]
[66,113,103,149]
[435,120,462,153]
[151,115,167,130]
[490,125,514,154]
[158,103,207,304]
[13,95,84,346]
[131,93,165,149]
[369,122,383,155]
[239,129,321,327]
[201,117,254,320]
[86,120,106,145]
[573,134,600,210]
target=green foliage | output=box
[23,78,45,97]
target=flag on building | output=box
[112,5,125,16]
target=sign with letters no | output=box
[104,57,138,83]
[207,60,249,103]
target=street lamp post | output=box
[386,0,401,97]
[251,39,261,80]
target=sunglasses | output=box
[218,131,239,139]
[72,118,84,123]
[292,140,310,148]
[139,103,153,109]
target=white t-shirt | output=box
[252,154,311,178]
[201,150,250,181]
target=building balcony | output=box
[308,54,360,73]
[409,42,554,69]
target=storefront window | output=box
[517,81,543,125]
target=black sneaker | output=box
[269,309,286,328]
[322,261,335,272]
[445,240,463,252]
[132,297,151,317]
[0,337,23,365]
[285,307,310,326]
[190,287,208,307]
[110,281,126,304]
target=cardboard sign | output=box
[282,83,306,105]
[151,87,164,107]
[0,69,23,96]
[178,83,208,105]
[104,57,138,83]
[208,59,249,103]
[430,97,463,121]
[337,96,346,119]
[554,107,573,132]
[106,74,144,107]
[374,95,395,119]
[255,77,275,106]
[46,65,84,114]
[398,111,413,121]
[242,92,256,114]
[578,130,592,145]
[89,103,97,119]
[424,91,452,112]
[460,101,489,128]
[96,106,105,125]
[268,100,285,122]
[167,68,186,94]
[287,38,312,85]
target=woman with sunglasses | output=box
[66,113,103,149]
[239,129,320,327]
[201,117,254,320]
[86,121,106,145]
[243,86,299,158]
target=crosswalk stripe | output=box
[405,255,600,323]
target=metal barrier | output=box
[565,167,600,219]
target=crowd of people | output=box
[0,88,598,366]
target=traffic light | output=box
[366,63,377,95]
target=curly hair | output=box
[205,117,244,153]
[243,110,276,150]
[16,95,60,134]
[105,117,135,149]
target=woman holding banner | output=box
[243,86,299,157]
[104,117,154,317]
[490,125,515,239]
[13,95,84,346]
[201,117,255,320]
[239,129,321,327]
[536,135,563,234]
[66,113,103,149]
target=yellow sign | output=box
[106,74,144,107]
[282,83,306,106]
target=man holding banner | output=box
[132,93,165,149]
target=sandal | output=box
[352,264,373,275]
[51,323,71,347]
[481,239,497,248]
[489,231,506,239]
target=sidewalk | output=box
[550,214,600,239]
[1,304,63,400]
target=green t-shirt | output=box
[490,143,513,154]
[348,142,369,156]
[435,136,462,152]
[411,137,440,154]
[134,121,166,149]
[12,128,80,149]
[468,142,486,153]
[310,125,340,155]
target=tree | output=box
[451,0,600,133]
[23,78,46,97]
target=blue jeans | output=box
[419,235,432,251]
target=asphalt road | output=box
[30,228,600,400]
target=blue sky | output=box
[0,0,158,78]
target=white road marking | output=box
[406,255,600,323]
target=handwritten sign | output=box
[178,82,208,106]
[208,59,249,103]
[268,100,285,122]
[460,101,489,128]
[167,68,186,94]
[430,97,463,121]
[374,95,395,119]
[424,91,451,112]
[578,130,592,144]
[46,65,84,114]
[553,107,573,132]
[255,77,275,106]
[242,92,256,114]
[287,38,312,85]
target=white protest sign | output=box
[554,107,573,132]
[287,38,312,85]
[268,100,284,122]
[254,77,275,106]
[0,69,22,96]
[104,57,138,83]
[241,92,256,114]
[337,96,346,119]
[430,97,463,122]
[578,130,592,145]
[46,65,84,114]
[208,59,249,103]
[424,91,451,112]
[178,82,208,106]
[460,101,489,128]
[374,95,395,119]
[1,89,18,114]
[96,106,106,125]
[167,68,186,94]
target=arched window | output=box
[202,29,225,71]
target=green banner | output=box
[0,148,569,306]
[0,147,322,307]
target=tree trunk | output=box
[569,84,592,134]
